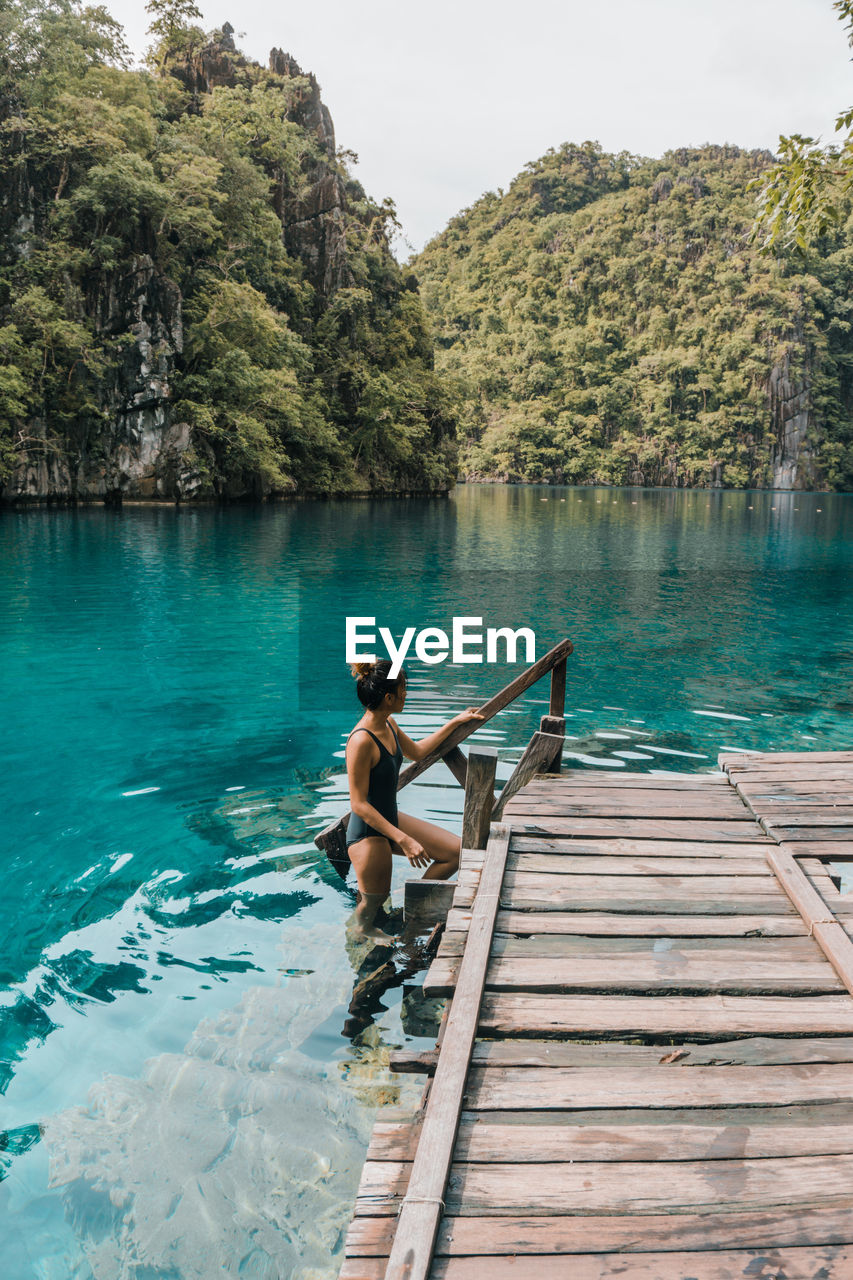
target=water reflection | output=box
[31,919,425,1280]
[341,910,443,1043]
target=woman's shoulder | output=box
[346,723,379,752]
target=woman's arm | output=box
[390,707,484,763]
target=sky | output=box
[104,0,852,256]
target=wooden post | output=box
[540,712,566,774]
[403,879,455,926]
[461,745,498,851]
[549,656,567,718]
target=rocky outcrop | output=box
[7,255,211,503]
[767,342,821,490]
[172,32,350,301]
[268,48,350,300]
[2,28,353,505]
[165,22,248,98]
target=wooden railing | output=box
[314,638,574,868]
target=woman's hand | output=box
[399,834,430,869]
[453,707,485,725]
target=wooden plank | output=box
[427,1248,853,1279]
[802,858,843,899]
[509,852,774,876]
[442,1154,853,1214]
[446,908,808,936]
[765,844,853,997]
[383,825,510,1280]
[453,888,795,915]
[463,1062,853,1110]
[369,1103,853,1163]
[523,776,730,789]
[345,1204,853,1257]
[727,758,853,772]
[775,841,853,860]
[765,826,853,843]
[470,1036,853,1067]
[356,1152,853,1215]
[508,816,771,840]
[390,1035,853,1072]
[509,836,772,857]
[721,751,853,766]
[728,767,853,783]
[341,1252,853,1280]
[749,803,853,815]
[460,745,497,851]
[479,992,853,1037]
[739,782,853,797]
[503,798,752,818]
[424,953,843,999]
[761,811,853,825]
[452,869,796,915]
[522,773,730,788]
[457,868,785,897]
[438,933,825,960]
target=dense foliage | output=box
[414,142,853,489]
[0,0,457,497]
[753,0,853,252]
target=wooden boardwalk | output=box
[340,751,853,1279]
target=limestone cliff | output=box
[766,344,821,490]
[1,20,455,504]
[3,27,349,503]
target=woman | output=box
[345,659,484,941]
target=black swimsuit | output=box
[345,724,404,848]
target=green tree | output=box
[1,2,459,499]
[752,1,853,250]
[415,142,853,489]
[145,0,202,45]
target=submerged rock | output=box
[43,923,423,1278]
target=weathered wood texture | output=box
[722,751,853,997]
[346,1206,853,1257]
[492,728,565,819]
[383,826,510,1280]
[460,745,497,851]
[341,1246,853,1279]
[342,756,853,1280]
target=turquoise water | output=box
[1,484,852,1277]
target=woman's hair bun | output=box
[350,657,405,707]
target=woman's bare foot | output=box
[351,923,394,944]
[348,891,394,945]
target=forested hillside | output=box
[414,142,853,489]
[0,1,458,502]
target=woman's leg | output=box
[395,812,460,880]
[347,836,393,940]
